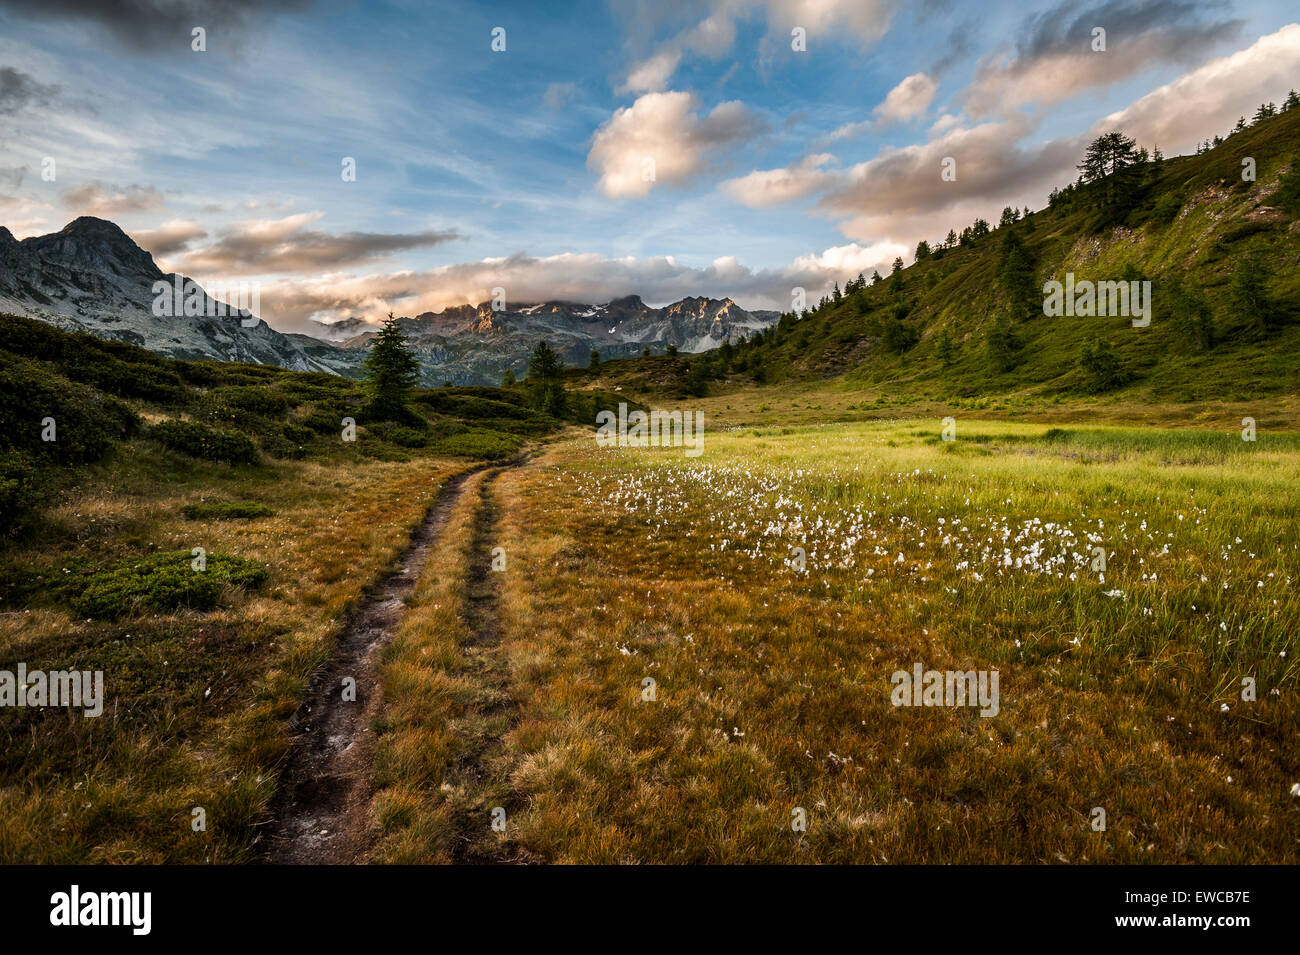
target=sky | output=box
[1,0,1298,332]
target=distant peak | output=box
[60,216,133,241]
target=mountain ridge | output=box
[0,217,778,385]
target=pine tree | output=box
[1079,338,1125,392]
[915,240,931,261]
[362,312,420,419]
[1253,102,1276,123]
[998,230,1038,322]
[936,326,957,368]
[1077,131,1142,222]
[1231,250,1288,333]
[1164,276,1214,352]
[589,348,600,369]
[984,310,1021,373]
[1284,90,1299,111]
[528,340,562,380]
[944,229,958,248]
[502,368,516,386]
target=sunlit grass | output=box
[424,417,1300,862]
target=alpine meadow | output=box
[0,0,1297,936]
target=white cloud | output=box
[588,91,763,198]
[875,72,937,123]
[721,153,838,207]
[620,0,895,94]
[1092,23,1300,152]
[255,241,905,330]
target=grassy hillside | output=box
[0,313,639,536]
[594,104,1300,406]
[0,313,646,861]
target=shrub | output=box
[1150,193,1182,225]
[1079,338,1127,393]
[389,426,430,448]
[303,407,351,434]
[0,353,138,463]
[431,430,524,460]
[181,501,274,520]
[149,419,259,464]
[71,550,268,619]
[0,451,47,533]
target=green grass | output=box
[591,106,1300,408]
[386,415,1299,862]
[181,501,275,520]
[69,550,268,619]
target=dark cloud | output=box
[928,20,976,77]
[0,66,58,114]
[172,213,461,274]
[960,0,1243,115]
[0,0,312,52]
[62,182,166,215]
[131,219,207,257]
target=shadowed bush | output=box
[71,550,268,619]
[180,501,274,520]
[148,419,259,464]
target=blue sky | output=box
[1,0,1298,329]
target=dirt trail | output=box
[262,468,481,864]
[446,465,525,863]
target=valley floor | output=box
[373,415,1298,863]
[2,409,1297,863]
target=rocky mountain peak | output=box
[26,217,161,278]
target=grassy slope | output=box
[377,420,1297,863]
[0,314,624,861]
[592,106,1300,408]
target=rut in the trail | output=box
[262,469,479,865]
[446,467,525,864]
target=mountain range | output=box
[0,218,778,385]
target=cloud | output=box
[0,0,313,52]
[618,7,739,94]
[543,82,578,109]
[0,66,58,115]
[818,117,1081,242]
[167,211,461,275]
[619,0,895,93]
[721,153,838,207]
[959,0,1242,116]
[825,71,938,142]
[130,219,207,258]
[253,243,907,331]
[61,182,166,216]
[1092,22,1300,152]
[588,91,765,198]
[875,72,938,123]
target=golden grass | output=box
[0,448,463,862]
[374,417,1299,862]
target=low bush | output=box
[180,501,274,520]
[149,419,259,464]
[431,430,523,460]
[71,550,268,619]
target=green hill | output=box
[598,103,1300,406]
[0,314,634,537]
